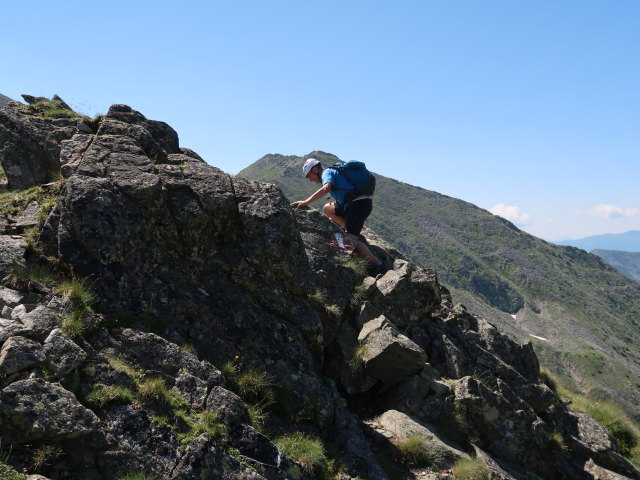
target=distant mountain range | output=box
[593,249,640,282]
[239,152,640,422]
[558,230,640,252]
[0,93,15,108]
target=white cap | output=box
[302,158,320,176]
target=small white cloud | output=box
[586,204,639,219]
[490,204,531,224]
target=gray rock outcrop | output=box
[372,409,469,469]
[357,315,427,384]
[0,336,45,374]
[0,378,100,443]
[0,96,80,189]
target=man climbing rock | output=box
[291,158,386,275]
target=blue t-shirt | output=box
[322,167,354,206]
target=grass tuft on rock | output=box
[452,457,490,479]
[138,377,188,412]
[539,367,559,392]
[548,431,566,451]
[347,342,367,372]
[56,277,95,312]
[60,310,89,339]
[587,402,639,457]
[29,444,62,474]
[56,277,100,339]
[395,433,432,467]
[117,473,156,480]
[10,263,59,289]
[18,96,85,121]
[0,461,27,480]
[235,369,274,405]
[344,256,369,281]
[104,354,140,379]
[85,383,136,409]
[248,401,271,432]
[178,410,228,444]
[559,385,640,461]
[275,432,328,474]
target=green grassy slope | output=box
[593,249,640,282]
[0,93,15,108]
[238,152,640,421]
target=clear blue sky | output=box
[3,0,639,241]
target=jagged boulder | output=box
[171,435,269,480]
[382,364,444,414]
[554,406,640,478]
[0,336,45,374]
[583,458,638,480]
[0,318,28,344]
[95,103,180,161]
[0,285,26,308]
[17,304,61,342]
[206,386,250,428]
[405,305,558,416]
[59,133,93,176]
[0,96,79,189]
[371,409,469,469]
[450,375,554,475]
[471,445,540,480]
[95,406,179,477]
[0,235,27,278]
[358,315,427,385]
[43,328,87,378]
[98,328,222,408]
[325,321,377,394]
[358,259,440,328]
[0,377,99,443]
[234,424,280,467]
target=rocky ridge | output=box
[0,96,638,479]
[238,152,640,425]
[0,93,14,109]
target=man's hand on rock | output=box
[291,201,307,208]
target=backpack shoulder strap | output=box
[325,163,354,191]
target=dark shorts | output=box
[335,198,373,237]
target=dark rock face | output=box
[0,378,100,443]
[357,259,441,328]
[358,315,427,384]
[0,336,45,374]
[0,98,78,189]
[0,99,637,480]
[0,235,27,278]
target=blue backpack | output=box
[327,160,376,203]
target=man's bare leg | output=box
[323,203,346,228]
[344,233,378,263]
[323,203,380,264]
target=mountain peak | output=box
[559,230,640,252]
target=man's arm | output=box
[291,183,331,208]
